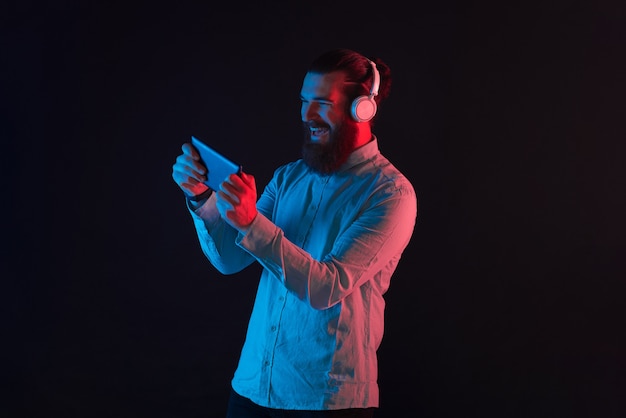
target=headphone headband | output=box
[368,60,380,98]
[351,59,380,122]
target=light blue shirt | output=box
[189,138,418,410]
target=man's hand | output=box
[172,143,210,197]
[216,171,258,232]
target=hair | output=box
[306,48,392,112]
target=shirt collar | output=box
[339,135,379,172]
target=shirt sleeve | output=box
[188,193,256,275]
[237,181,418,310]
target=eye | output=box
[300,98,334,108]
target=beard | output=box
[301,119,358,174]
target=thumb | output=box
[240,170,254,186]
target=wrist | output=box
[187,188,213,202]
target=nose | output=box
[301,101,318,121]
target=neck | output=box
[353,123,373,149]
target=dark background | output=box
[3,1,625,417]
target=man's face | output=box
[300,71,359,174]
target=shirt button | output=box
[278,296,284,301]
[264,361,270,366]
[271,326,277,332]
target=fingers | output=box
[172,143,255,204]
[172,143,209,195]
[217,171,255,204]
[173,156,205,185]
[216,171,258,230]
[217,175,247,202]
[217,177,240,205]
[174,144,206,176]
[181,142,199,160]
[224,171,255,190]
[239,171,256,188]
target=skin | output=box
[300,71,372,148]
[171,70,373,233]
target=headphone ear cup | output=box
[351,95,378,122]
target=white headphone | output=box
[350,60,380,122]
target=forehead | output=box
[300,71,349,100]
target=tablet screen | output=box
[191,136,241,191]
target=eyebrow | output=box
[300,94,334,102]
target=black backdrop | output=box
[4,2,625,417]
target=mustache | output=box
[303,121,330,130]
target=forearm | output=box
[237,193,416,310]
[189,193,254,274]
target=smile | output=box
[310,126,329,141]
